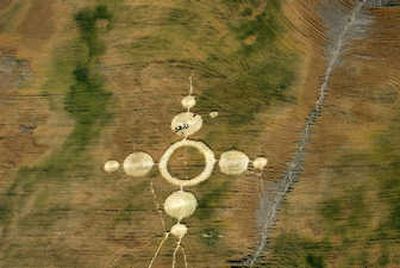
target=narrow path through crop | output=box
[244,1,366,266]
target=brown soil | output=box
[1,0,399,267]
[269,4,400,268]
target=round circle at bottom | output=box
[164,191,197,221]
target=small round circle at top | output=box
[181,95,196,109]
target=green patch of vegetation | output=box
[240,7,253,17]
[269,233,330,268]
[320,198,341,221]
[347,188,369,228]
[377,250,390,267]
[319,182,370,238]
[306,254,325,268]
[20,205,71,230]
[123,0,297,126]
[73,5,113,57]
[114,204,135,224]
[112,181,149,224]
[200,227,222,247]
[0,204,10,223]
[168,8,198,24]
[375,132,400,232]
[199,0,297,125]
[313,107,400,266]
[64,5,113,153]
[317,186,372,266]
[0,2,22,32]
[233,0,282,53]
[0,4,113,228]
[346,250,370,267]
[196,180,230,220]
[131,36,171,51]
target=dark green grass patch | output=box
[197,180,231,220]
[269,233,330,268]
[73,5,113,57]
[374,122,400,233]
[0,2,22,32]
[313,107,400,266]
[0,4,113,229]
[199,0,297,126]
[200,227,222,247]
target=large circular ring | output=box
[158,139,216,187]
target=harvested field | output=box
[0,0,399,267]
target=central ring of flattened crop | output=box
[159,139,216,187]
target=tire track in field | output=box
[244,1,367,266]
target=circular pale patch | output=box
[123,152,154,177]
[164,191,197,221]
[158,139,216,187]
[171,112,202,137]
[181,95,196,109]
[209,111,219,118]
[219,150,249,175]
[253,157,268,170]
[170,223,188,239]
[104,160,120,173]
